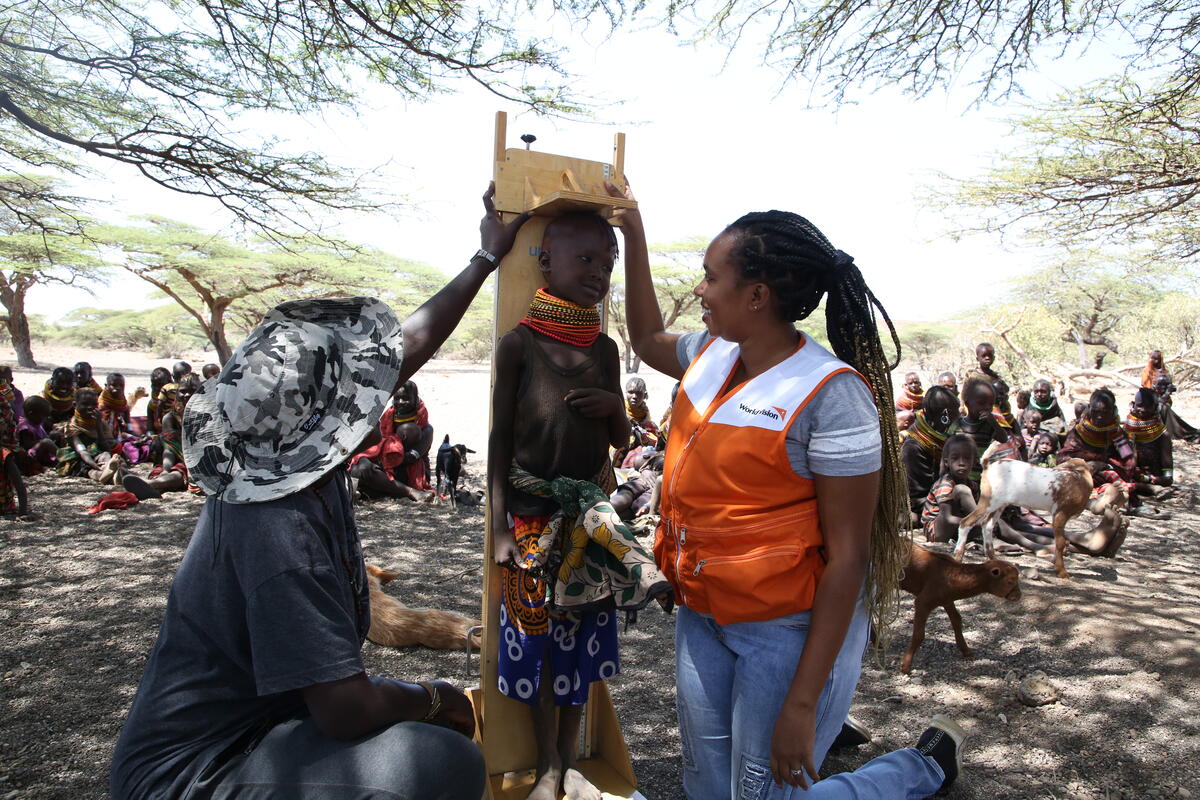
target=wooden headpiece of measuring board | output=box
[468,111,644,800]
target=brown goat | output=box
[899,540,1021,674]
[366,564,481,651]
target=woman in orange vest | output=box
[607,183,967,798]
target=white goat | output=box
[955,458,1093,579]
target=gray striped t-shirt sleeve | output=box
[676,331,882,478]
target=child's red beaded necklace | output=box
[519,288,601,348]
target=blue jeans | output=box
[675,601,945,799]
[183,717,484,799]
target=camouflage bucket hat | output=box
[183,297,403,503]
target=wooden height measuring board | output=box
[467,112,643,800]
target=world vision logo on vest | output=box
[737,402,788,422]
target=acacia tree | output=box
[99,217,445,362]
[0,175,102,366]
[608,237,706,372]
[665,1,1200,109]
[0,1,582,234]
[944,79,1200,259]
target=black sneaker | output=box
[915,714,969,796]
[831,715,871,749]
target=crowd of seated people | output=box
[896,344,1191,559]
[0,359,448,518]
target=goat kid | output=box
[435,435,475,511]
[366,564,481,650]
[900,539,1021,674]
[955,458,1093,579]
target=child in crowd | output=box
[1015,389,1030,417]
[349,380,435,502]
[1072,401,1088,428]
[201,363,220,379]
[895,371,924,412]
[919,434,979,543]
[610,450,664,521]
[1,370,37,519]
[145,367,173,434]
[1125,387,1173,518]
[43,366,77,424]
[1028,432,1057,468]
[1021,409,1043,449]
[955,377,1023,478]
[99,372,137,438]
[74,361,102,393]
[900,385,959,523]
[123,375,200,498]
[16,395,57,469]
[991,377,1016,429]
[966,342,1001,382]
[171,360,192,383]
[57,388,128,484]
[936,371,959,397]
[489,211,668,800]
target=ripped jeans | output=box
[675,600,944,799]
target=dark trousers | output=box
[184,718,484,800]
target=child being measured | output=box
[488,212,671,800]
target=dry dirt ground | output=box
[3,446,1200,800]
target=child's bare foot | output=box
[562,767,601,800]
[526,764,561,800]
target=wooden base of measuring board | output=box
[468,681,645,800]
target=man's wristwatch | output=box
[473,248,499,266]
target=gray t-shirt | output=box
[676,331,881,478]
[110,474,369,800]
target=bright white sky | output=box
[26,17,1117,324]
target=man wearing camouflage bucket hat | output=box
[111,186,530,800]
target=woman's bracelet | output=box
[418,681,442,721]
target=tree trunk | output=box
[626,352,642,373]
[0,285,36,367]
[208,304,233,364]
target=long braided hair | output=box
[724,210,907,641]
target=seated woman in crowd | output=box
[1125,387,1173,519]
[900,385,959,524]
[349,380,435,502]
[1058,388,1136,488]
[1028,379,1068,442]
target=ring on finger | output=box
[789,769,803,777]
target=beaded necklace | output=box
[896,388,924,411]
[43,381,75,411]
[99,388,129,412]
[1124,413,1166,443]
[392,408,418,425]
[1076,415,1122,449]
[519,288,600,348]
[908,411,948,457]
[627,401,649,422]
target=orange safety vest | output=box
[655,334,864,624]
